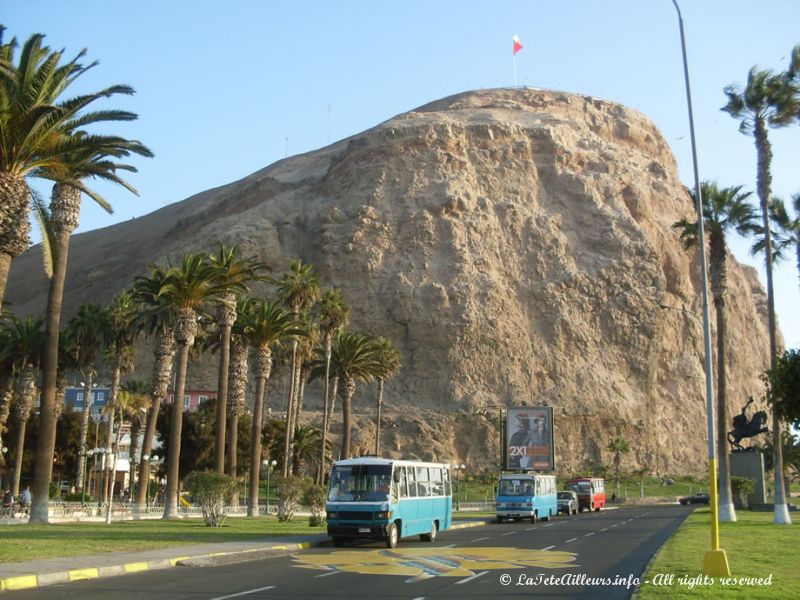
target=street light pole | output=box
[671,0,729,577]
[264,459,276,516]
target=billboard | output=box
[505,406,555,471]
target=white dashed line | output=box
[584,532,595,537]
[543,523,554,527]
[541,545,556,550]
[610,524,618,528]
[501,531,518,536]
[600,528,609,532]
[456,571,488,585]
[565,537,578,543]
[472,537,490,542]
[316,571,340,578]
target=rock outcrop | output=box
[7,88,773,476]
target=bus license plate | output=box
[358,527,371,533]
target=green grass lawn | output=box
[0,516,328,563]
[638,508,799,599]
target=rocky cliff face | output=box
[7,88,773,476]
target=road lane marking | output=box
[541,545,556,550]
[208,586,276,600]
[543,523,554,527]
[525,526,536,530]
[501,531,518,536]
[600,528,608,532]
[316,571,340,578]
[456,571,488,585]
[584,532,594,537]
[565,537,577,543]
[610,524,618,528]
[472,537,490,542]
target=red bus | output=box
[566,478,606,512]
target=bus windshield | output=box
[498,479,535,497]
[328,464,392,502]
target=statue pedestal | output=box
[730,451,767,506]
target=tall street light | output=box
[264,459,277,515]
[671,0,729,577]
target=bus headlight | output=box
[375,510,393,520]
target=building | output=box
[164,390,216,413]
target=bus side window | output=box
[444,469,451,496]
[398,467,408,498]
[430,468,443,496]
[408,467,418,497]
[416,467,430,497]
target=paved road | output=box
[4,505,692,600]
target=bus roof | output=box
[332,457,451,469]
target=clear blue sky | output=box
[6,0,800,349]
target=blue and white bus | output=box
[495,473,557,524]
[326,457,453,548]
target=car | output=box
[679,492,710,505]
[557,490,578,515]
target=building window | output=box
[184,395,190,408]
[96,392,105,402]
[77,392,83,403]
[199,395,209,403]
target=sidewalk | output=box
[0,517,492,592]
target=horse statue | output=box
[727,396,769,451]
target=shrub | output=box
[64,492,92,503]
[302,482,327,527]
[731,475,756,509]
[184,471,237,527]
[274,476,304,522]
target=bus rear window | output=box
[498,479,534,497]
[328,465,392,502]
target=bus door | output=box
[415,466,433,534]
[398,466,418,536]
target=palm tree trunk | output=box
[164,340,190,520]
[342,378,355,459]
[129,417,143,497]
[709,232,736,522]
[754,119,791,525]
[282,341,298,477]
[11,417,27,496]
[226,337,248,506]
[325,376,340,462]
[0,172,32,307]
[103,407,117,505]
[375,379,385,456]
[215,295,236,474]
[30,182,80,523]
[248,348,272,517]
[135,329,174,508]
[317,335,332,483]
[76,372,95,493]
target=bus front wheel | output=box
[420,522,437,542]
[385,523,399,549]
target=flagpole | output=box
[513,54,517,87]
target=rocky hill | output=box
[7,88,774,476]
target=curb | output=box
[0,521,493,592]
[0,541,317,592]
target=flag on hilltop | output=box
[512,35,523,55]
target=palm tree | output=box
[314,288,349,482]
[372,337,401,456]
[291,425,324,477]
[131,264,176,509]
[329,331,381,459]
[723,66,800,525]
[207,244,268,474]
[277,259,320,476]
[4,315,44,495]
[110,380,150,502]
[290,312,320,457]
[240,299,301,516]
[225,298,251,505]
[97,292,138,504]
[606,437,631,496]
[761,195,799,290]
[157,252,223,519]
[673,182,757,521]
[64,303,109,494]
